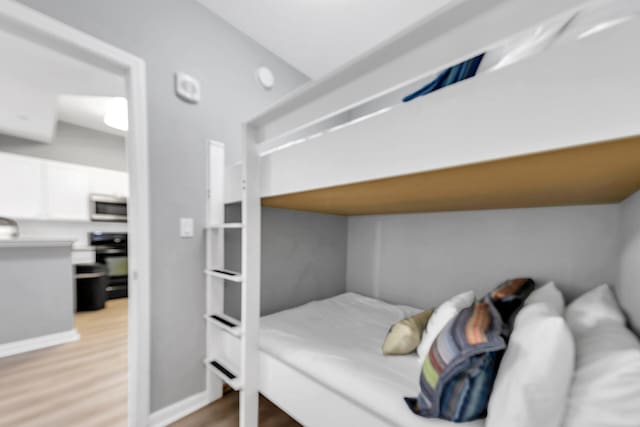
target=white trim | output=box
[0,329,79,358]
[148,391,212,427]
[240,123,261,425]
[221,333,393,427]
[259,351,390,427]
[126,40,152,427]
[205,140,226,404]
[0,3,151,426]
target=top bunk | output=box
[230,0,640,215]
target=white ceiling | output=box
[0,27,126,143]
[58,96,126,137]
[197,0,454,79]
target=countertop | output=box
[0,238,74,248]
[71,246,97,252]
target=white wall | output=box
[347,204,621,309]
[617,190,640,333]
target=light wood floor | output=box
[0,298,128,427]
[171,392,301,427]
[0,298,299,427]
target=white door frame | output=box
[0,2,151,426]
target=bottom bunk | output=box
[259,293,473,427]
[225,292,481,427]
[219,287,640,427]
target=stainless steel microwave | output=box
[90,194,127,222]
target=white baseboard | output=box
[149,390,213,427]
[0,329,80,358]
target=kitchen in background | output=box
[0,132,130,306]
[0,23,130,354]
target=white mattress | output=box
[259,292,485,427]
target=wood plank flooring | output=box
[171,392,301,427]
[0,298,128,427]
[0,297,300,427]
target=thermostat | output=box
[175,72,201,104]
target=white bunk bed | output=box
[225,0,640,206]
[205,0,640,426]
[219,293,488,427]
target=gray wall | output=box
[617,190,640,333]
[18,0,308,411]
[224,205,348,319]
[347,204,621,309]
[0,246,74,345]
[0,122,126,171]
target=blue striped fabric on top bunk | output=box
[402,53,485,103]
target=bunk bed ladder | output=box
[205,140,238,402]
[204,133,260,427]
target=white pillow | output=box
[486,303,574,427]
[565,284,625,335]
[416,290,475,365]
[563,322,640,427]
[525,281,565,315]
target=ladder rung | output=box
[206,313,242,337]
[206,359,242,391]
[205,269,243,282]
[208,223,244,229]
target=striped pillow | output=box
[405,301,506,422]
[488,278,535,334]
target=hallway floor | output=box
[0,298,128,427]
[0,297,299,427]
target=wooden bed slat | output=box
[262,135,640,215]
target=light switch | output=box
[180,217,194,238]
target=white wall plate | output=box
[175,72,201,104]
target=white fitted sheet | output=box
[259,292,485,427]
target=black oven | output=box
[90,194,127,222]
[90,232,128,299]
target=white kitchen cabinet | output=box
[44,162,90,220]
[0,152,127,221]
[0,152,44,219]
[89,167,128,198]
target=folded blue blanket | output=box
[402,53,485,103]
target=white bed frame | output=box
[236,336,397,427]
[206,0,640,425]
[214,332,396,426]
[227,0,640,204]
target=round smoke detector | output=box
[255,66,275,90]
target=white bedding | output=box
[259,292,485,427]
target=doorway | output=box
[0,2,150,426]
